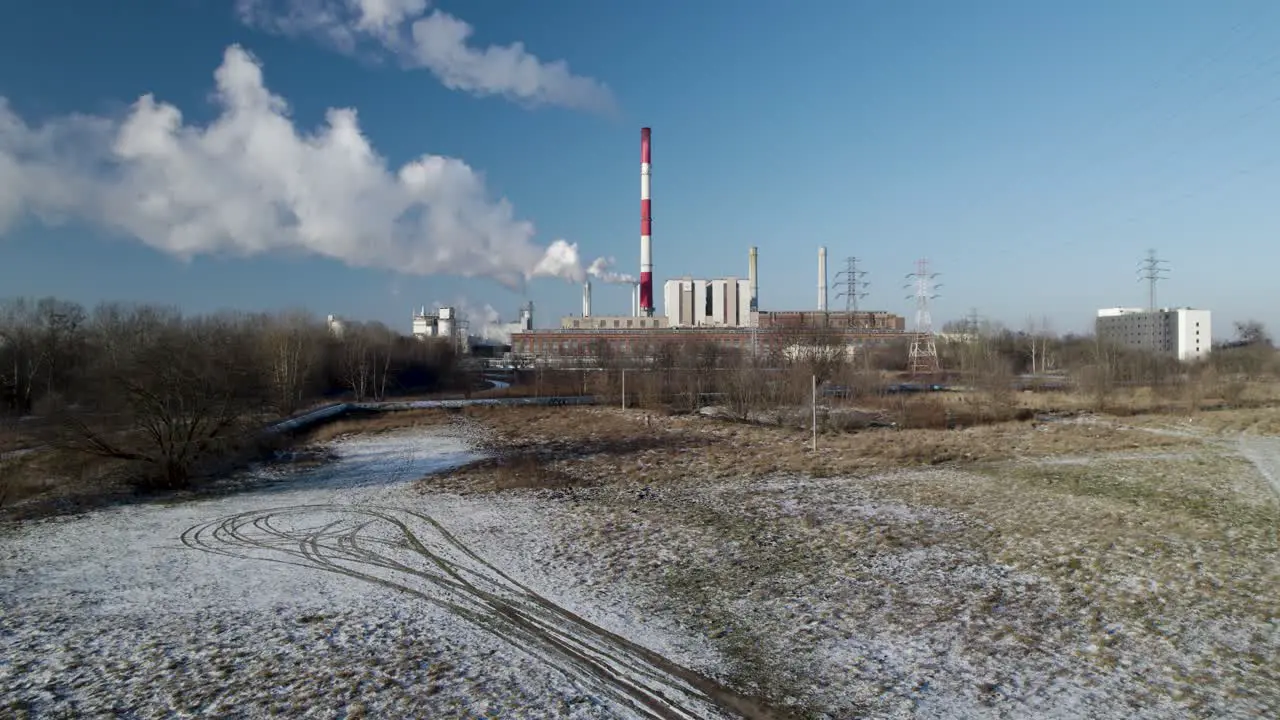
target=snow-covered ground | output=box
[5,417,1278,719]
[523,460,1280,719]
[0,429,742,719]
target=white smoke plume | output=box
[431,297,512,344]
[586,256,637,284]
[0,45,586,287]
[236,0,616,114]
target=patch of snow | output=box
[1237,435,1280,499]
[0,429,736,718]
[523,469,1278,718]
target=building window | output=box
[573,320,580,328]
[614,320,620,328]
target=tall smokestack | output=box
[639,127,654,317]
[748,246,759,311]
[582,279,592,317]
[818,246,828,311]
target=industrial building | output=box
[664,277,753,328]
[412,304,534,355]
[1096,307,1211,361]
[562,315,669,330]
[411,306,459,342]
[508,127,910,365]
[757,310,905,332]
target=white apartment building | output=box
[1095,307,1211,361]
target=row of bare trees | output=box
[0,297,460,490]
[568,317,1278,421]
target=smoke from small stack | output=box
[586,257,637,284]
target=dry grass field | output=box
[409,400,1280,717]
[432,404,1188,488]
[5,385,1279,715]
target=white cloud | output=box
[236,0,616,114]
[0,45,589,287]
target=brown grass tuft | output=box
[300,408,453,444]
[0,448,133,514]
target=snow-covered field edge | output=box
[0,427,747,719]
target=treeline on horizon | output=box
[0,295,462,491]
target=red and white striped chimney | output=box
[639,127,654,316]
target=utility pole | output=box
[1138,249,1169,311]
[834,256,870,313]
[904,258,942,376]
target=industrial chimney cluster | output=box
[560,128,894,331]
[501,125,908,361]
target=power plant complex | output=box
[392,130,1212,369]
[505,127,909,364]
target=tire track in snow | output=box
[181,504,778,720]
[1236,435,1280,499]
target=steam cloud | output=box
[432,298,512,344]
[236,0,616,114]
[0,45,590,287]
[586,257,637,284]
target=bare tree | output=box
[340,327,374,401]
[722,354,767,420]
[1075,337,1117,410]
[337,323,398,402]
[1234,320,1271,348]
[260,310,321,415]
[0,298,82,414]
[1024,316,1041,376]
[1037,316,1056,372]
[59,310,262,490]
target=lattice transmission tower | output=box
[834,256,870,312]
[1138,249,1169,311]
[904,258,942,375]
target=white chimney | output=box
[582,280,592,317]
[818,246,828,311]
[748,246,759,311]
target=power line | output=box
[1138,249,1170,310]
[904,258,942,375]
[833,256,869,312]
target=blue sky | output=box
[2,0,1279,339]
